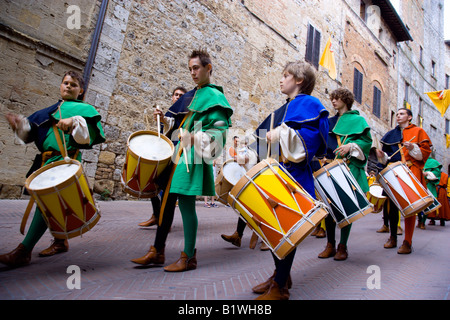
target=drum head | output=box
[129,133,173,161]
[29,163,80,190]
[223,162,247,185]
[369,184,386,199]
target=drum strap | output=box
[20,197,35,235]
[20,126,80,235]
[52,125,68,158]
[158,112,192,226]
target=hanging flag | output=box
[446,133,450,149]
[319,36,337,80]
[425,90,450,117]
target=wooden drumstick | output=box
[180,127,190,173]
[57,102,70,163]
[387,136,416,161]
[156,105,161,138]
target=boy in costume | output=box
[0,71,105,268]
[423,158,450,226]
[251,60,329,299]
[160,49,233,272]
[318,88,372,260]
[376,108,432,254]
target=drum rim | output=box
[228,158,278,202]
[25,159,83,193]
[126,130,174,163]
[313,159,346,178]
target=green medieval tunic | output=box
[424,158,442,198]
[328,110,372,193]
[169,84,233,196]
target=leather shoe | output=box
[318,242,336,258]
[252,270,292,294]
[138,215,157,227]
[384,236,397,248]
[131,246,164,265]
[397,240,412,254]
[164,251,197,272]
[0,243,31,268]
[221,231,241,247]
[334,243,348,260]
[255,280,289,300]
[377,225,389,233]
[39,238,68,257]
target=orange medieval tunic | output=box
[401,124,432,186]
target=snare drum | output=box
[25,160,100,239]
[215,159,247,205]
[367,183,387,213]
[228,158,328,260]
[314,160,373,228]
[377,162,433,218]
[121,130,174,198]
[422,194,441,215]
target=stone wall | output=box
[0,0,100,198]
[0,0,448,199]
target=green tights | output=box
[177,195,198,258]
[21,207,48,251]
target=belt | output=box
[41,150,79,166]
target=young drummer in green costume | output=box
[0,71,105,268]
[163,49,233,272]
[318,88,372,260]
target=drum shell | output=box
[377,161,433,218]
[25,159,100,239]
[228,158,328,259]
[121,130,174,198]
[215,159,246,205]
[367,183,387,214]
[314,159,373,228]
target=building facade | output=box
[0,0,448,199]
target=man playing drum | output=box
[137,86,186,228]
[317,88,372,261]
[252,60,329,300]
[376,108,432,254]
[132,49,233,272]
[0,71,105,268]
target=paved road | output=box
[0,199,449,302]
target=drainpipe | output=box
[82,0,109,96]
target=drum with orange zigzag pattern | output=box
[25,160,100,239]
[228,158,329,260]
[377,161,433,218]
[121,130,174,198]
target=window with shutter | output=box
[353,68,363,104]
[373,86,381,118]
[305,24,321,68]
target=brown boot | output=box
[138,215,157,227]
[315,227,326,238]
[164,251,197,272]
[252,271,292,294]
[334,243,348,261]
[39,238,69,257]
[397,240,412,254]
[0,244,31,268]
[221,231,241,247]
[318,242,336,258]
[131,246,165,265]
[377,225,389,233]
[260,242,270,251]
[384,236,397,248]
[397,226,403,235]
[310,225,320,236]
[255,280,290,300]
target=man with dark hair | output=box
[376,107,432,254]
